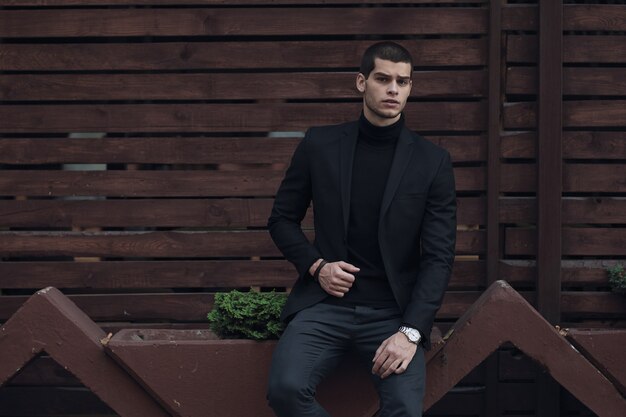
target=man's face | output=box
[356,58,412,127]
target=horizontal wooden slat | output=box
[503,4,626,31]
[0,137,299,165]
[0,70,486,101]
[561,292,626,317]
[0,102,486,133]
[501,131,626,160]
[0,291,484,321]
[0,198,279,228]
[0,8,487,37]
[505,228,626,256]
[0,260,296,289]
[499,197,626,224]
[500,163,626,193]
[0,197,486,228]
[0,0,488,6]
[503,101,626,129]
[0,167,485,197]
[0,40,487,71]
[0,259,486,290]
[0,135,485,165]
[0,230,484,257]
[507,35,626,64]
[506,67,626,96]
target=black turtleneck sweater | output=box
[325,112,403,308]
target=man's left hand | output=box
[371,332,417,379]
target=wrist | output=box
[309,258,323,276]
[398,326,421,345]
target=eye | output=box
[376,76,388,83]
[398,79,410,86]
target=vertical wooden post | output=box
[537,0,563,415]
[485,1,503,416]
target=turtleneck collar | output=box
[358,111,405,147]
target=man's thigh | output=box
[268,303,352,396]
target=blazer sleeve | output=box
[402,150,457,349]
[267,130,322,278]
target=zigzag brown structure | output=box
[1,283,624,417]
[0,287,170,417]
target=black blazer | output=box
[268,119,456,349]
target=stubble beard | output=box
[364,96,402,123]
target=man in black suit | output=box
[266,41,456,417]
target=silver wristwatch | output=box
[399,326,421,345]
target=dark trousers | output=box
[267,302,425,417]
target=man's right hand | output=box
[309,260,359,298]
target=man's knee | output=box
[267,373,314,413]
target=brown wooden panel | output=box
[564,164,626,193]
[0,0,488,6]
[499,197,626,224]
[505,228,626,256]
[507,67,626,96]
[501,131,626,160]
[0,137,298,165]
[0,291,481,321]
[0,229,483,258]
[562,292,626,317]
[0,135,485,164]
[0,40,487,71]
[503,101,626,129]
[0,70,486,101]
[0,102,486,133]
[0,170,286,197]
[0,260,296,289]
[0,197,485,228]
[507,35,626,64]
[500,163,535,193]
[565,101,626,128]
[0,199,279,228]
[499,260,626,287]
[0,8,487,37]
[0,167,483,197]
[0,259,486,290]
[503,4,626,31]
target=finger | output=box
[334,271,356,284]
[337,261,360,272]
[372,341,387,363]
[380,358,401,379]
[371,352,388,375]
[394,361,408,375]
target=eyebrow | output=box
[372,72,411,80]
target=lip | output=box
[382,100,400,107]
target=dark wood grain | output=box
[0,70,486,101]
[501,131,626,160]
[507,67,626,96]
[507,35,626,64]
[0,8,487,37]
[0,102,486,133]
[0,291,484,321]
[0,39,487,71]
[0,0,487,5]
[0,230,484,257]
[0,135,485,164]
[0,259,486,290]
[503,101,626,129]
[506,228,626,256]
[503,4,626,31]
[0,167,484,197]
[499,197,626,224]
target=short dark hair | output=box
[359,41,413,79]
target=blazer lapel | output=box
[379,127,415,219]
[340,122,358,237]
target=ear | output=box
[356,73,366,93]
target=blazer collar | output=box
[340,122,415,237]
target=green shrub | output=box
[607,264,626,293]
[207,289,287,340]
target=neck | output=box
[362,108,401,127]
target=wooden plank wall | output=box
[0,1,624,416]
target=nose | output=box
[387,81,399,95]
